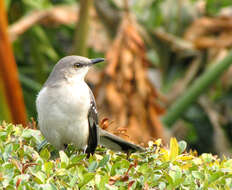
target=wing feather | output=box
[85,88,99,156]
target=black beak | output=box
[90,58,105,65]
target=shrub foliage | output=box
[0,123,232,189]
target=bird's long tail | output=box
[99,129,145,152]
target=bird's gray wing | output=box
[85,88,99,157]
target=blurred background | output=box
[1,0,232,157]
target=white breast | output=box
[36,81,91,150]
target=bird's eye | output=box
[74,63,81,68]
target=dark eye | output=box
[74,63,82,68]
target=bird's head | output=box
[45,56,104,86]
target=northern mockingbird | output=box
[36,56,144,156]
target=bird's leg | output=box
[126,150,133,160]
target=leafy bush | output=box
[0,122,232,189]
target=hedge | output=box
[0,122,232,189]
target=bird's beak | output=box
[90,58,105,65]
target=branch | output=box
[152,28,199,58]
[9,5,79,42]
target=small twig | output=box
[16,178,21,189]
[153,29,195,50]
[21,163,38,174]
[27,117,37,130]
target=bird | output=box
[36,55,144,156]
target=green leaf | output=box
[208,171,224,183]
[192,171,204,180]
[33,171,47,184]
[98,175,109,189]
[201,153,213,163]
[44,161,54,175]
[110,159,130,176]
[138,163,151,174]
[178,140,187,154]
[78,173,95,188]
[110,162,121,176]
[0,131,7,141]
[158,182,166,190]
[223,159,232,168]
[169,166,183,187]
[98,155,110,168]
[59,151,69,168]
[88,161,98,172]
[70,173,79,187]
[40,183,58,190]
[40,148,50,161]
[21,129,34,138]
[169,138,179,161]
[71,154,86,164]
